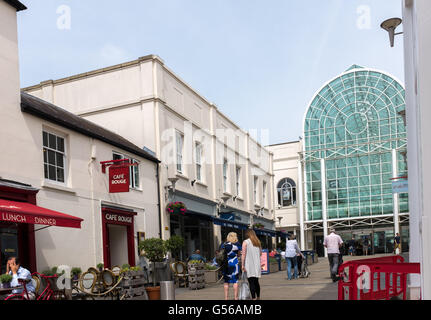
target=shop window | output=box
[43,131,66,183]
[277,178,296,207]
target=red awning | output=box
[0,199,83,229]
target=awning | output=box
[0,199,83,229]
[213,217,249,230]
[254,228,277,237]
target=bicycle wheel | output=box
[4,294,25,300]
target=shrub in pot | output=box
[165,235,185,262]
[139,238,168,300]
[97,263,104,272]
[0,274,13,289]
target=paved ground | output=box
[175,254,401,300]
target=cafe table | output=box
[0,286,24,299]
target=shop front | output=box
[0,179,83,273]
[101,205,137,268]
[214,211,250,245]
[168,192,216,262]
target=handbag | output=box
[239,272,251,300]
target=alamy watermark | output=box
[356,5,371,30]
[57,5,71,30]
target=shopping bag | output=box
[239,272,251,300]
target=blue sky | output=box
[17,0,404,145]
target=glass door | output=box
[0,226,19,274]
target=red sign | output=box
[109,165,130,193]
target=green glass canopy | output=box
[303,67,408,221]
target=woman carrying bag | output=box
[241,229,262,300]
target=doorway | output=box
[315,235,324,257]
[107,224,128,267]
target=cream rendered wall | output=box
[267,142,302,231]
[24,55,276,240]
[1,109,158,271]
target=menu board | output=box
[261,249,269,274]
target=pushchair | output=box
[297,254,310,278]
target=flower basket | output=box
[166,202,187,215]
[252,223,265,230]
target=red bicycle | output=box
[5,272,65,300]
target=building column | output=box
[298,158,306,250]
[392,149,400,235]
[321,158,328,257]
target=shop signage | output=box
[261,249,269,275]
[220,213,235,221]
[104,213,133,224]
[1,211,58,226]
[109,165,130,193]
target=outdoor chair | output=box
[171,262,188,288]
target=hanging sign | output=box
[109,165,130,193]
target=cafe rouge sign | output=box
[109,165,130,193]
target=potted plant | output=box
[138,238,168,300]
[165,235,185,261]
[166,202,187,215]
[97,263,104,272]
[252,223,265,229]
[0,274,13,289]
[203,263,219,283]
[71,267,82,281]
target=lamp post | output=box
[380,18,403,47]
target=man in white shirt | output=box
[323,228,343,282]
[6,257,36,299]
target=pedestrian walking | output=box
[285,234,303,280]
[220,232,242,300]
[348,237,355,256]
[394,233,402,254]
[324,228,343,282]
[362,237,369,256]
[241,229,262,300]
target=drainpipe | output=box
[156,163,162,239]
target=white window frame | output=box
[43,130,67,185]
[195,142,203,182]
[262,181,267,208]
[112,152,140,190]
[223,158,229,193]
[235,166,241,197]
[253,176,259,205]
[176,131,184,174]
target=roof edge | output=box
[4,0,27,11]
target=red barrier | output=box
[338,256,420,300]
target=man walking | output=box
[394,233,402,254]
[324,228,343,282]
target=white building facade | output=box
[0,0,160,272]
[23,55,276,260]
[401,0,431,300]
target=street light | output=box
[380,18,403,47]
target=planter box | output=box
[204,270,219,283]
[280,260,287,271]
[269,262,279,273]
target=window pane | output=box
[48,133,57,149]
[56,153,64,168]
[48,150,56,165]
[43,132,48,147]
[57,168,65,183]
[57,137,65,152]
[48,165,56,181]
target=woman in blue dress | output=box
[220,232,242,300]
